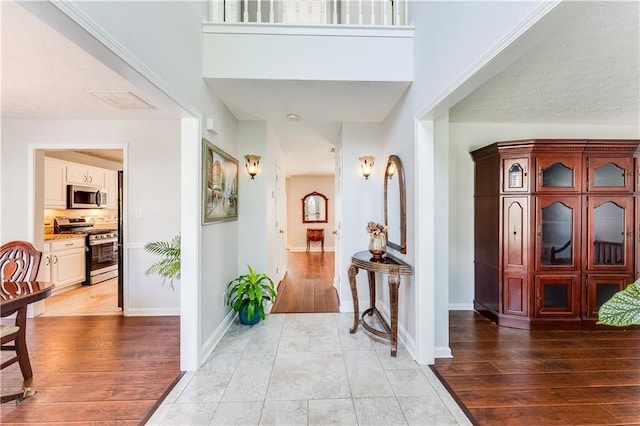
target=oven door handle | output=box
[90,238,118,246]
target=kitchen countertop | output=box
[44,234,87,241]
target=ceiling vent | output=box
[89,91,155,109]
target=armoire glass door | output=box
[587,197,633,271]
[537,197,580,270]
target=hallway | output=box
[272,251,339,313]
[147,313,470,425]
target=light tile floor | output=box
[146,313,471,426]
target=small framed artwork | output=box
[202,138,238,224]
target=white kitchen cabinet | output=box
[105,170,118,209]
[39,238,86,291]
[66,163,105,188]
[44,158,67,209]
[37,242,52,282]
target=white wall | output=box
[1,118,181,314]
[286,175,336,251]
[238,121,270,274]
[15,0,241,370]
[449,122,640,308]
[338,123,383,311]
[374,0,557,363]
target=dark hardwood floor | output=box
[272,251,339,313]
[432,311,640,425]
[1,315,180,424]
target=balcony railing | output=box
[208,0,407,26]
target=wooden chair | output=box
[1,241,42,385]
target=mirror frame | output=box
[384,155,407,254]
[302,191,329,223]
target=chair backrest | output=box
[0,241,42,282]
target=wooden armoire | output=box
[471,139,640,330]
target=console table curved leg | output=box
[367,271,376,315]
[348,264,360,333]
[388,274,400,356]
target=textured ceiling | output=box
[2,1,638,176]
[0,1,180,120]
[450,1,640,124]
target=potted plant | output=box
[598,278,640,327]
[226,265,277,325]
[144,234,181,290]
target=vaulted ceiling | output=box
[2,1,638,174]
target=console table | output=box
[306,228,324,252]
[348,251,412,356]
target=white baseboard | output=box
[449,303,473,311]
[125,308,180,316]
[435,346,453,359]
[200,309,236,366]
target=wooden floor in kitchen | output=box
[431,311,640,425]
[0,315,180,425]
[272,251,339,313]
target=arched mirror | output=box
[384,155,407,253]
[302,191,328,223]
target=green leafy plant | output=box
[597,279,640,327]
[144,234,181,290]
[226,265,277,324]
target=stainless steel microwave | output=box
[67,185,108,209]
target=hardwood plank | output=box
[602,403,640,422]
[553,385,640,404]
[456,388,573,408]
[433,311,640,426]
[491,357,640,374]
[0,315,180,424]
[470,405,622,425]
[428,360,503,375]
[272,251,338,314]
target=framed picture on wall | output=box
[202,138,238,224]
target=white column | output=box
[358,0,363,25]
[243,0,249,22]
[269,0,274,22]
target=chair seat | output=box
[1,324,19,338]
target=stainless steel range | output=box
[54,217,118,285]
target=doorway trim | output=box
[29,143,128,315]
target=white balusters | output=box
[382,0,388,25]
[282,0,288,23]
[345,0,350,24]
[394,0,400,26]
[207,0,406,26]
[295,0,300,23]
[370,0,375,25]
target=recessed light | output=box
[287,113,300,121]
[90,91,155,109]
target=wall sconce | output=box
[359,156,374,179]
[245,154,261,179]
[387,161,397,178]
